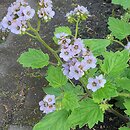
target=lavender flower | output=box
[39,94,56,114]
[39,0,52,8]
[69,63,84,80]
[0,0,35,34]
[84,55,97,69]
[60,47,73,61]
[37,0,55,21]
[96,75,106,87]
[43,94,55,105]
[125,42,130,52]
[55,33,68,39]
[74,5,89,16]
[71,38,84,55]
[1,16,13,29]
[59,36,97,80]
[23,6,35,20]
[87,75,106,92]
[87,78,100,92]
[66,5,90,23]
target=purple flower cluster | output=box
[56,33,97,80]
[37,0,55,22]
[39,95,55,114]
[125,42,130,52]
[87,75,106,92]
[0,0,35,34]
[66,5,90,23]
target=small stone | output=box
[8,125,32,130]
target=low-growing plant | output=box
[1,0,130,130]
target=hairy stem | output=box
[75,20,79,38]
[118,92,130,98]
[27,21,62,65]
[37,19,41,31]
[25,32,36,39]
[113,39,125,47]
[108,108,130,122]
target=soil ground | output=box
[0,0,127,130]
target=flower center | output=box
[92,82,97,87]
[48,98,52,102]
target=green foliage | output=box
[108,17,130,40]
[119,127,130,130]
[46,66,68,88]
[99,103,112,112]
[101,50,129,77]
[112,0,130,9]
[62,92,80,110]
[116,78,130,92]
[93,83,118,103]
[83,39,110,56]
[17,48,49,69]
[53,26,72,44]
[121,68,130,79]
[124,99,130,116]
[67,99,104,129]
[62,83,83,95]
[43,83,83,97]
[115,97,125,109]
[33,110,70,130]
[43,86,61,96]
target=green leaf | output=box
[121,68,130,79]
[43,83,83,97]
[53,26,72,44]
[124,99,130,116]
[93,83,118,103]
[63,83,83,95]
[33,110,70,130]
[62,92,80,111]
[119,127,130,130]
[116,78,130,92]
[112,0,130,9]
[46,66,68,88]
[43,86,62,96]
[115,97,125,109]
[17,48,49,69]
[108,17,130,40]
[67,99,104,129]
[101,50,129,77]
[83,39,110,56]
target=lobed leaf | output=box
[17,48,49,69]
[112,0,130,9]
[124,99,130,116]
[83,39,111,56]
[101,50,129,77]
[119,127,130,130]
[67,99,104,128]
[108,17,130,40]
[46,66,68,88]
[43,87,62,96]
[93,83,118,103]
[116,78,130,92]
[33,110,70,130]
[62,92,80,111]
[43,83,83,97]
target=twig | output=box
[108,108,130,122]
